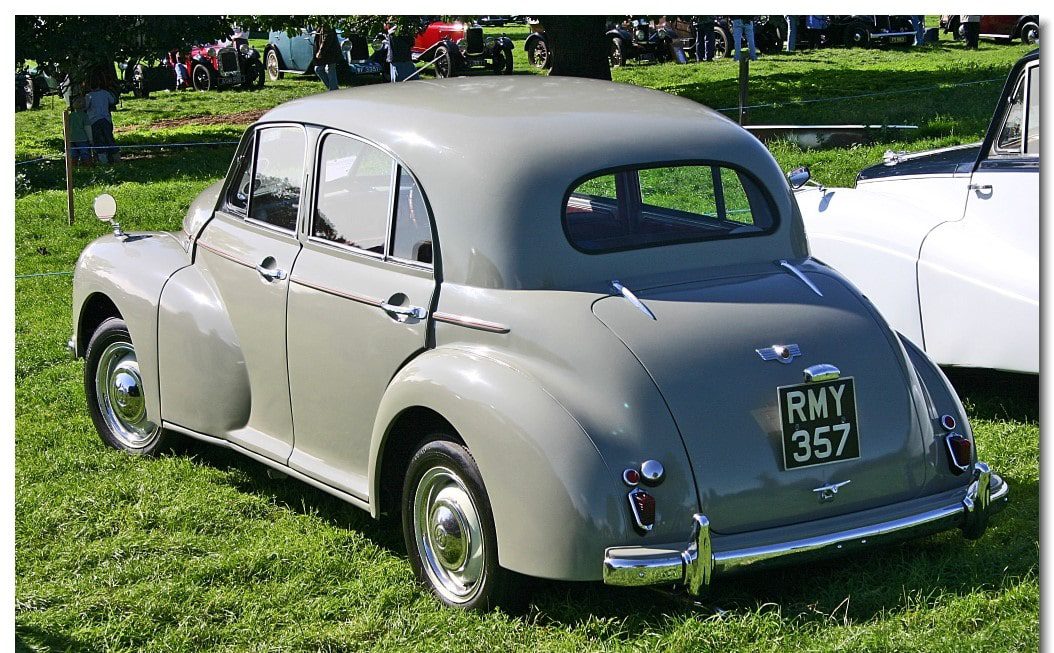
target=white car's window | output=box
[390,168,434,266]
[1026,65,1039,155]
[995,75,1026,154]
[313,134,395,255]
[564,164,774,254]
[249,127,306,231]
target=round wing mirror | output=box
[787,166,811,189]
[93,193,117,222]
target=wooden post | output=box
[738,55,749,126]
[62,109,74,225]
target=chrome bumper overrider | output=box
[603,462,1008,595]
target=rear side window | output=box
[1026,65,1039,155]
[564,164,775,253]
[390,167,434,266]
[313,134,395,254]
[249,127,306,231]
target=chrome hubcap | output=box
[413,466,485,603]
[95,341,160,449]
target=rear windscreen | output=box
[564,164,776,253]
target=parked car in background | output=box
[940,15,1039,45]
[410,19,514,77]
[824,15,916,47]
[265,29,382,83]
[608,16,685,66]
[795,50,1039,374]
[71,76,1007,611]
[127,40,264,96]
[15,66,61,111]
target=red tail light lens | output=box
[627,487,655,533]
[945,433,972,473]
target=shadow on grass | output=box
[943,368,1038,423]
[167,425,1037,627]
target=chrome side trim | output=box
[611,280,657,320]
[777,259,823,297]
[432,312,510,334]
[603,463,1007,594]
[289,277,383,308]
[196,241,254,269]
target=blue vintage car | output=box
[264,29,381,82]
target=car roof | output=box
[258,77,803,290]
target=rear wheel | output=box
[132,64,150,99]
[84,317,172,456]
[191,62,214,91]
[1020,21,1039,44]
[713,26,731,59]
[845,23,871,47]
[20,76,35,111]
[402,438,528,611]
[527,38,550,68]
[433,45,454,78]
[265,49,283,81]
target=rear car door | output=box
[286,131,437,499]
[192,124,308,461]
[918,60,1039,372]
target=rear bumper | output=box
[603,462,1008,595]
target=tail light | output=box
[945,433,972,474]
[627,487,655,533]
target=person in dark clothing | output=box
[313,26,343,91]
[960,15,981,50]
[693,15,716,62]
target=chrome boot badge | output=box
[756,344,801,364]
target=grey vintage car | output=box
[70,77,1007,611]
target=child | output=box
[68,94,93,165]
[85,83,118,164]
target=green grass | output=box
[15,27,1038,652]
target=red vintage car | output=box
[409,19,514,77]
[127,40,265,97]
[940,15,1039,44]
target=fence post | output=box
[738,56,749,125]
[62,109,74,225]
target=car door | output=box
[286,131,437,499]
[918,60,1039,372]
[193,124,309,461]
[291,28,316,71]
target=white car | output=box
[795,50,1039,374]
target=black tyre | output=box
[84,317,173,456]
[433,44,454,78]
[402,438,529,611]
[609,37,625,67]
[501,47,514,74]
[192,62,214,91]
[527,38,550,68]
[490,50,506,74]
[132,64,150,99]
[1020,21,1039,44]
[242,60,265,89]
[714,25,731,59]
[265,49,283,81]
[845,23,871,47]
[20,76,35,111]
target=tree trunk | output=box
[540,15,611,80]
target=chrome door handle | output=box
[380,303,427,320]
[255,263,287,281]
[969,183,993,192]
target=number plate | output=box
[778,377,859,470]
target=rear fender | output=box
[72,233,191,424]
[369,346,628,580]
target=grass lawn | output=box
[14,26,1038,652]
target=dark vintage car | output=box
[15,66,62,111]
[823,16,916,47]
[127,41,264,96]
[409,19,514,77]
[264,29,382,83]
[940,15,1039,45]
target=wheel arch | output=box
[76,292,122,356]
[367,346,629,581]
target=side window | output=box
[391,168,434,266]
[1026,65,1039,155]
[995,75,1026,154]
[249,127,306,231]
[639,166,757,226]
[313,133,395,254]
[225,133,255,214]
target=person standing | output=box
[84,82,118,164]
[693,15,716,62]
[785,15,797,52]
[313,26,342,91]
[961,15,981,50]
[731,16,757,61]
[911,15,926,46]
